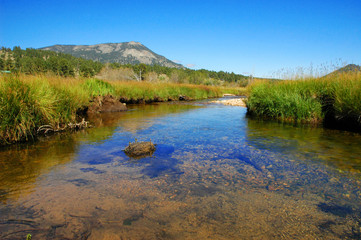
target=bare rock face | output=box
[87,95,127,114]
[40,42,184,68]
[124,140,156,158]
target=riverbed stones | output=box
[124,140,156,158]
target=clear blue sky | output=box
[1,0,360,77]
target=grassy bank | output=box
[246,72,361,130]
[0,74,246,145]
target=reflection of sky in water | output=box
[1,102,361,239]
[74,104,361,180]
[75,106,250,178]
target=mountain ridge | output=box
[326,64,361,77]
[40,41,184,68]
[334,64,361,73]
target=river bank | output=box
[0,74,246,145]
[246,72,361,132]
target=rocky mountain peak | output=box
[40,42,183,68]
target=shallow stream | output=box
[1,100,361,239]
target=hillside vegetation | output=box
[1,47,248,87]
[99,63,249,86]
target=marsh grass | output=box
[112,81,242,101]
[0,74,246,144]
[246,72,361,129]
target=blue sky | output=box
[1,0,360,77]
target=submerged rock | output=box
[124,140,156,158]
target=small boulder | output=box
[124,140,156,158]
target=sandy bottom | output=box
[1,152,360,240]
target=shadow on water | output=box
[139,144,183,178]
[118,144,182,178]
[317,202,354,217]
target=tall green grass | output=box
[0,74,246,144]
[0,76,83,144]
[332,74,361,122]
[246,82,323,123]
[246,72,361,129]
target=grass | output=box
[246,72,361,130]
[113,81,244,101]
[0,74,246,145]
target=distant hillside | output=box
[325,64,361,77]
[335,64,361,73]
[40,42,184,68]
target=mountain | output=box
[40,41,184,68]
[325,64,361,77]
[334,64,361,73]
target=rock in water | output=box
[124,140,156,158]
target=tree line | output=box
[0,47,103,77]
[0,47,249,86]
[108,62,249,86]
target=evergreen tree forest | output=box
[1,46,249,86]
[0,47,103,77]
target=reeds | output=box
[0,74,246,144]
[246,72,361,129]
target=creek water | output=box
[1,99,361,239]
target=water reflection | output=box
[0,135,79,203]
[0,103,361,239]
[88,103,201,135]
[246,118,361,174]
[0,103,200,203]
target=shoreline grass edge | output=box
[0,74,246,145]
[246,72,361,131]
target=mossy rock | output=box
[124,140,156,158]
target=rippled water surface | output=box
[1,101,361,239]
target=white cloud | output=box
[186,64,196,68]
